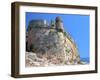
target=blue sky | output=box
[26,12,90,59]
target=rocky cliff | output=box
[26,17,80,67]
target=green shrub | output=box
[65,48,71,53]
[63,32,67,36]
[57,29,63,32]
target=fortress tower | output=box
[55,16,64,32]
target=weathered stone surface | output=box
[26,17,80,67]
[26,27,80,66]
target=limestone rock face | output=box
[26,17,80,67]
[26,27,80,66]
[27,28,65,59]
